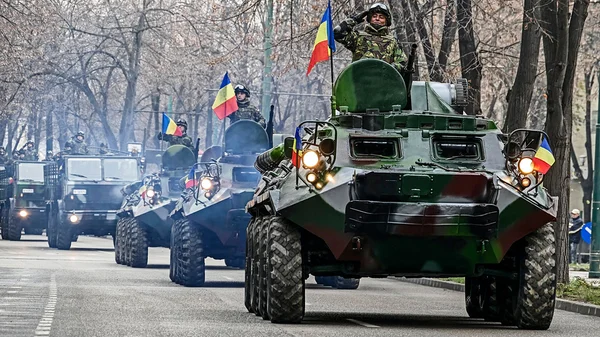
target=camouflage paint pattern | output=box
[247,59,557,278]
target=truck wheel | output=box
[250,217,262,314]
[502,223,557,330]
[115,218,126,264]
[177,220,205,287]
[56,216,72,250]
[129,219,148,268]
[124,218,133,266]
[465,276,499,320]
[244,218,256,313]
[258,217,269,320]
[0,208,8,240]
[334,276,360,289]
[266,216,304,324]
[7,211,22,241]
[47,209,57,248]
[169,220,180,282]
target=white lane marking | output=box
[223,276,233,281]
[35,273,57,337]
[10,286,22,289]
[7,290,18,294]
[347,318,379,328]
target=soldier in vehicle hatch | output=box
[19,141,39,161]
[0,147,10,165]
[69,131,89,155]
[228,85,266,128]
[333,2,407,73]
[157,118,194,149]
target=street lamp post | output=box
[589,71,600,278]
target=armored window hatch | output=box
[431,135,484,162]
[350,138,401,160]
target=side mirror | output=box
[283,137,295,159]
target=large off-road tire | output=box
[169,220,182,283]
[128,218,148,268]
[6,211,22,241]
[250,217,262,314]
[176,220,205,287]
[258,217,269,320]
[47,209,57,248]
[56,216,72,250]
[124,218,133,266]
[244,218,256,313]
[465,276,500,320]
[0,210,8,240]
[266,216,304,324]
[502,223,557,330]
[115,218,126,265]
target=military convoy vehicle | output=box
[0,161,48,240]
[169,120,270,287]
[244,57,558,330]
[115,144,197,268]
[44,155,142,250]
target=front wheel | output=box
[176,220,205,287]
[47,209,57,248]
[56,214,72,250]
[266,216,304,324]
[6,210,22,241]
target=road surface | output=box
[1,235,599,337]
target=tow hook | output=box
[351,236,362,251]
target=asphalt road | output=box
[1,235,599,337]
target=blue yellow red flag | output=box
[292,127,303,167]
[532,137,555,174]
[212,72,238,120]
[185,166,195,189]
[306,1,336,76]
[162,113,183,136]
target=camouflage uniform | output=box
[334,17,406,72]
[157,132,194,149]
[20,148,39,161]
[0,150,10,165]
[70,139,89,155]
[228,98,266,128]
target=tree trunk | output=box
[46,107,53,154]
[409,0,441,80]
[206,103,213,148]
[151,91,161,149]
[388,0,409,51]
[437,0,457,78]
[399,0,420,79]
[503,0,542,132]
[456,0,482,115]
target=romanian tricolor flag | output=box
[139,184,148,198]
[162,113,183,136]
[291,127,303,167]
[212,72,238,120]
[306,1,336,76]
[185,166,195,189]
[532,137,555,174]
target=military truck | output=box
[44,155,142,250]
[115,144,197,268]
[244,58,558,330]
[169,120,269,286]
[0,161,48,240]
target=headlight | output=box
[518,157,534,174]
[521,177,531,187]
[306,172,318,183]
[302,151,319,168]
[201,178,213,190]
[19,210,28,218]
[146,189,155,198]
[69,214,78,223]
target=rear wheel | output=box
[169,220,180,282]
[258,217,269,320]
[128,218,148,268]
[0,208,8,240]
[465,276,499,320]
[500,223,557,330]
[250,217,262,314]
[115,218,126,265]
[176,220,205,287]
[266,216,304,323]
[56,215,72,250]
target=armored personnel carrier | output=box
[44,155,142,249]
[170,120,269,286]
[0,161,48,240]
[244,58,558,330]
[115,144,197,268]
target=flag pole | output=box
[328,0,335,120]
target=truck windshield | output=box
[103,158,139,181]
[17,163,45,182]
[67,158,102,181]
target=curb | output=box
[396,277,600,318]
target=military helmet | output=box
[76,131,85,137]
[26,140,34,146]
[367,2,392,26]
[176,118,188,129]
[234,84,251,97]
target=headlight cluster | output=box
[301,146,335,190]
[144,185,161,205]
[508,156,537,189]
[199,176,220,199]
